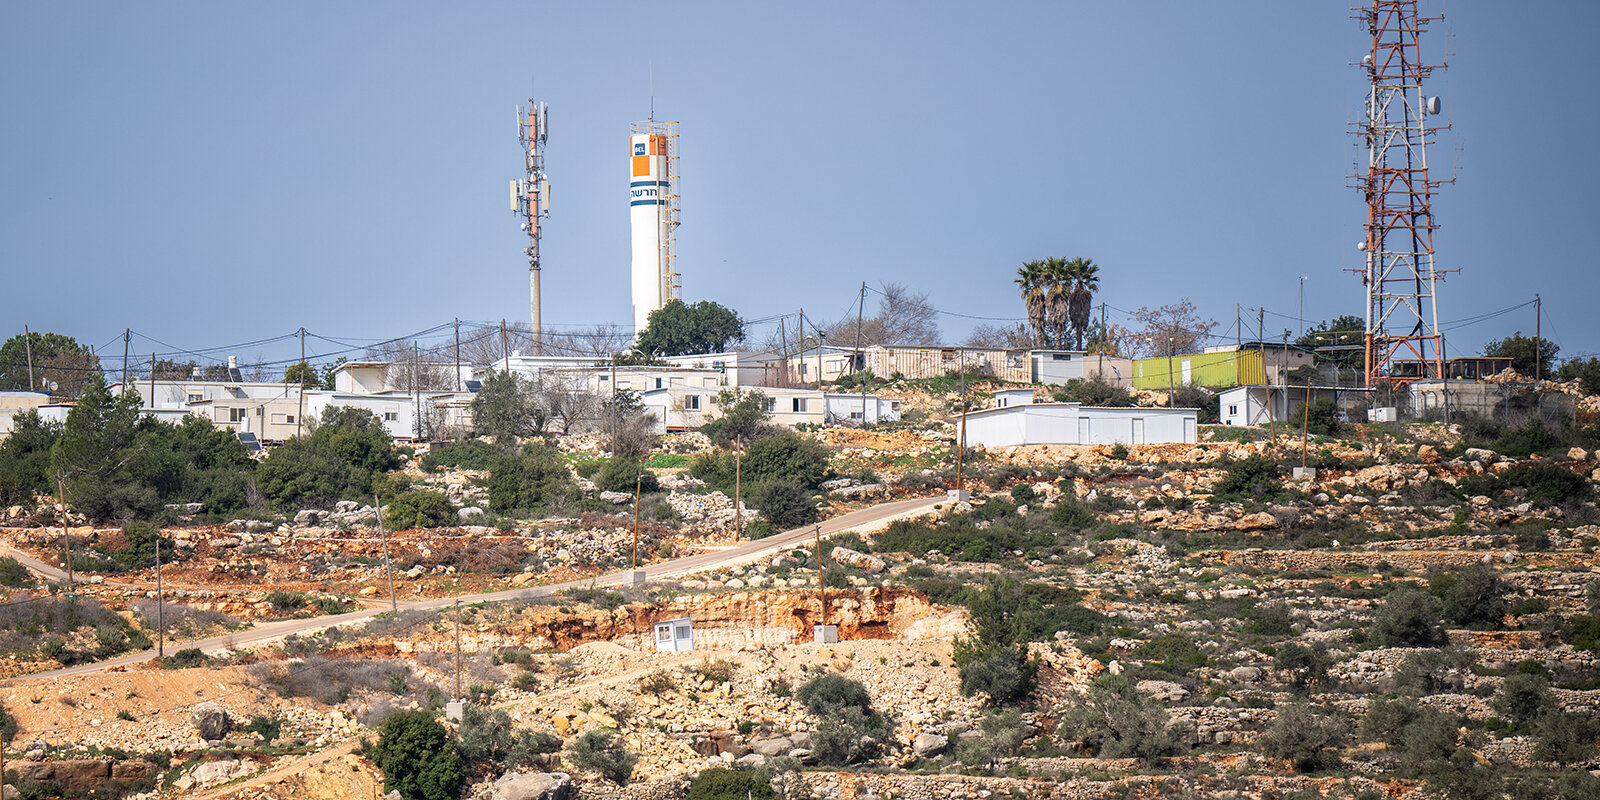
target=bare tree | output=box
[823,282,942,347]
[598,390,657,458]
[539,324,633,359]
[963,323,1034,349]
[534,374,603,435]
[1125,299,1219,358]
[363,340,456,391]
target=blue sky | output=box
[3,1,1596,369]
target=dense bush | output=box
[1390,648,1473,695]
[741,430,830,488]
[0,409,58,505]
[1052,378,1133,408]
[568,729,636,784]
[370,710,464,800]
[745,479,816,528]
[0,557,34,588]
[797,674,890,766]
[458,704,561,775]
[1274,642,1332,690]
[1212,455,1283,501]
[486,443,575,513]
[1054,675,1180,764]
[1492,673,1554,728]
[953,641,1037,706]
[686,767,774,800]
[385,490,456,530]
[1432,565,1508,629]
[1531,710,1597,765]
[1370,587,1448,648]
[420,439,500,472]
[1258,702,1347,773]
[1498,461,1589,507]
[256,437,353,510]
[699,389,776,447]
[595,457,659,493]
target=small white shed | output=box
[654,617,694,652]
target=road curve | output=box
[10,494,943,681]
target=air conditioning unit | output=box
[1368,407,1398,423]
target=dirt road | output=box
[11,494,943,681]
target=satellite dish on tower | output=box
[1425,96,1441,115]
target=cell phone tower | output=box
[513,99,551,354]
[1354,0,1452,387]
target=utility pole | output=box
[149,353,155,410]
[1302,381,1312,470]
[376,494,397,611]
[1235,305,1241,350]
[1534,294,1542,381]
[814,525,825,627]
[855,282,868,422]
[454,599,463,700]
[1258,308,1268,425]
[413,341,422,441]
[1098,302,1106,381]
[778,315,790,387]
[155,534,164,658]
[296,328,306,439]
[632,474,642,570]
[1167,337,1175,391]
[55,470,72,595]
[454,318,462,391]
[1298,276,1308,338]
[733,444,743,541]
[500,320,509,374]
[797,308,805,385]
[955,353,966,493]
[23,325,35,391]
[123,328,131,392]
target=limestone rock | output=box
[191,702,233,741]
[1234,512,1280,531]
[490,771,573,800]
[912,732,948,757]
[1418,444,1440,464]
[830,546,886,573]
[1569,447,1590,462]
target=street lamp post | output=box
[1299,276,1308,338]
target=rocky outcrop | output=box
[491,771,572,800]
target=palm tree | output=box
[1014,261,1049,348]
[1044,257,1074,349]
[1068,258,1100,350]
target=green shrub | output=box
[1054,675,1181,764]
[0,556,36,588]
[954,708,1028,770]
[370,710,465,800]
[486,443,575,513]
[1532,710,1597,765]
[1499,461,1589,507]
[1212,455,1283,501]
[242,713,283,744]
[385,490,456,530]
[1274,642,1331,690]
[164,647,207,668]
[699,389,777,448]
[420,440,500,472]
[1371,587,1447,648]
[741,430,829,488]
[459,704,560,775]
[797,674,874,717]
[595,458,659,493]
[686,767,774,800]
[0,699,16,744]
[1258,703,1347,773]
[568,729,636,785]
[1391,648,1473,695]
[745,479,815,528]
[953,641,1037,706]
[1492,673,1554,728]
[1434,564,1508,629]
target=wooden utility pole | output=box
[779,314,790,387]
[1302,381,1312,469]
[296,328,305,439]
[500,319,509,374]
[55,471,72,594]
[413,341,422,441]
[632,474,642,570]
[1258,309,1268,428]
[22,325,35,391]
[1097,303,1106,381]
[148,353,155,409]
[733,444,743,541]
[376,494,397,610]
[155,533,164,658]
[855,282,868,421]
[1534,294,1542,381]
[815,525,825,627]
[955,353,966,493]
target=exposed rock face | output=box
[1234,512,1280,531]
[830,546,887,573]
[191,701,233,741]
[490,771,572,800]
[912,732,949,757]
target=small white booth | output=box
[654,617,695,652]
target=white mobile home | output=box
[963,393,1196,448]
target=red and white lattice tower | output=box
[1355,0,1450,386]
